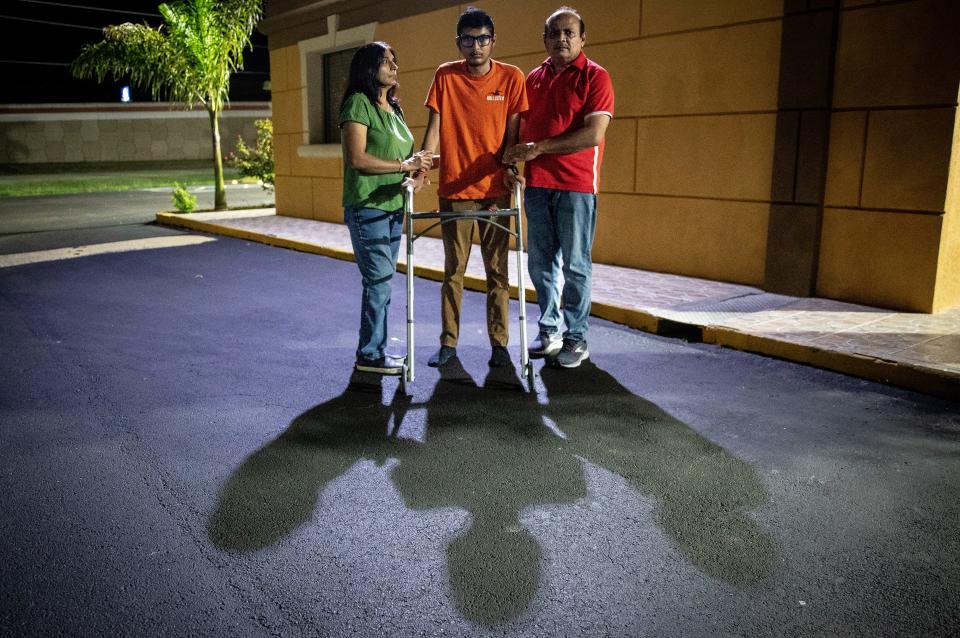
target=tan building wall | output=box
[263,0,960,312]
[0,103,270,165]
[818,0,960,312]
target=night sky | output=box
[0,0,270,104]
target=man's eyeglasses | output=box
[457,34,493,48]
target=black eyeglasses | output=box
[457,34,493,47]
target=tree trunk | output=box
[209,107,227,211]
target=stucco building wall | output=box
[263,0,960,312]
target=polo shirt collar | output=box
[542,51,587,75]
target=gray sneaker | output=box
[528,333,562,357]
[556,339,589,368]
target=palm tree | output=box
[71,0,263,211]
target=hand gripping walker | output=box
[400,180,535,394]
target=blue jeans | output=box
[524,187,597,343]
[344,206,403,361]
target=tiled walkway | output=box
[157,208,960,401]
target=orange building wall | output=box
[270,38,345,223]
[818,0,959,311]
[266,0,960,312]
[380,0,781,285]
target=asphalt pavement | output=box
[0,183,274,241]
[1,223,958,636]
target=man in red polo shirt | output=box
[503,6,614,368]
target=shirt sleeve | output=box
[339,92,372,128]
[424,67,442,113]
[508,66,528,116]
[585,65,615,119]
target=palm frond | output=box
[72,23,173,102]
[69,0,265,210]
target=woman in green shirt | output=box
[340,42,433,374]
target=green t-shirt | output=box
[339,92,414,211]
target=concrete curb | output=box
[157,211,960,402]
[157,211,357,263]
[584,305,959,401]
[701,326,960,401]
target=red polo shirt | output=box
[521,52,614,194]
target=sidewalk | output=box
[157,208,960,401]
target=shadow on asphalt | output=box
[207,360,779,626]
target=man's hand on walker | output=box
[503,164,525,190]
[503,142,539,164]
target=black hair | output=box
[457,6,495,38]
[339,41,403,119]
[544,6,585,36]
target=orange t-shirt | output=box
[425,60,528,199]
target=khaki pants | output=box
[439,196,512,347]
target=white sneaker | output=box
[355,355,405,375]
[528,333,562,357]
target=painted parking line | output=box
[0,235,217,268]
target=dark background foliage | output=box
[1,0,269,104]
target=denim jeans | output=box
[344,206,403,361]
[523,186,597,343]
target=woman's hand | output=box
[411,169,430,192]
[400,150,437,173]
[402,169,430,193]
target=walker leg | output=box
[400,363,409,396]
[513,182,534,393]
[405,184,415,387]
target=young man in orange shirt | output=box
[420,7,529,369]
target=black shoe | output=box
[355,354,405,375]
[427,345,456,367]
[488,345,512,368]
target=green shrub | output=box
[172,182,198,213]
[228,118,274,191]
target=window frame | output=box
[297,17,376,158]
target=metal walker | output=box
[398,181,535,393]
